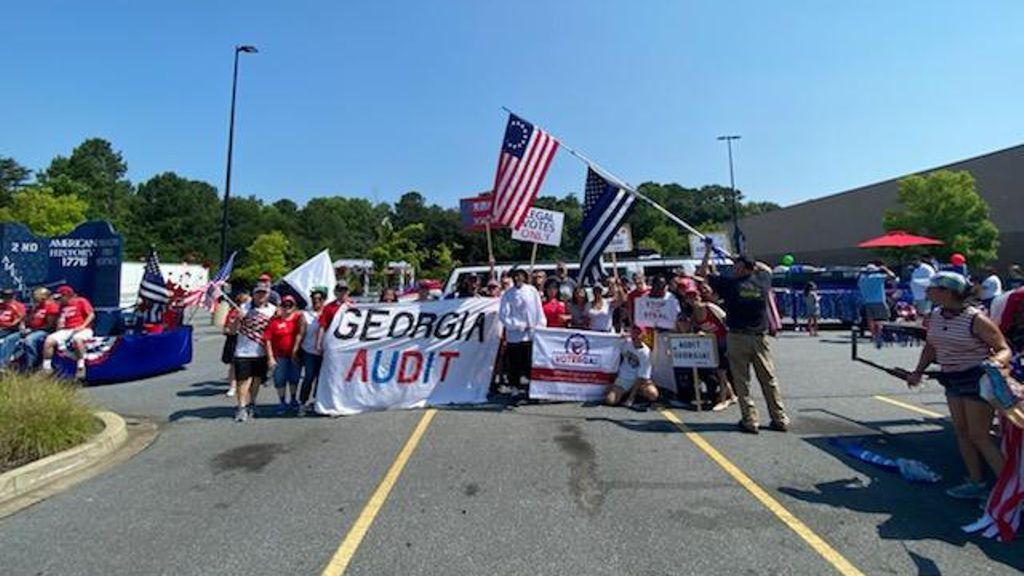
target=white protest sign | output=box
[529,327,623,401]
[315,298,501,416]
[689,232,731,259]
[604,224,633,253]
[633,295,681,330]
[668,334,719,368]
[510,208,565,247]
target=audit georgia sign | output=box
[510,208,565,247]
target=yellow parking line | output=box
[321,409,437,576]
[872,395,944,418]
[658,409,864,576]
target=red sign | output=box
[460,193,496,232]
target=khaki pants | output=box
[726,332,788,426]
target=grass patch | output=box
[0,372,101,473]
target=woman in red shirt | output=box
[265,295,304,413]
[542,280,570,328]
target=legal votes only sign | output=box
[510,208,564,247]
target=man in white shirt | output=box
[910,257,936,315]
[605,324,659,408]
[231,283,277,422]
[498,268,546,395]
[979,266,1003,309]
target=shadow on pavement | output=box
[780,430,1024,572]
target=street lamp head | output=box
[717,135,741,141]
[237,45,259,53]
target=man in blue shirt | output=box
[857,262,896,347]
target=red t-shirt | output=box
[267,313,301,358]
[60,296,94,329]
[318,297,353,329]
[0,300,26,329]
[27,300,60,330]
[543,299,567,328]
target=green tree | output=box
[38,139,134,229]
[235,231,293,284]
[648,224,687,256]
[883,170,999,264]
[369,219,426,288]
[0,156,32,207]
[129,172,221,261]
[0,186,89,236]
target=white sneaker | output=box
[226,387,236,397]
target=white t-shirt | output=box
[910,263,936,301]
[981,274,1003,300]
[587,300,613,332]
[618,340,652,382]
[234,302,277,358]
[300,309,320,355]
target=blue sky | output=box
[3,1,1022,210]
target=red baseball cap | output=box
[258,273,273,282]
[57,285,74,297]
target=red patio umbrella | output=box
[857,230,944,249]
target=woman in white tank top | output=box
[907,272,1011,500]
[586,285,614,332]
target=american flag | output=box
[182,252,235,310]
[578,167,636,284]
[139,248,171,323]
[490,113,559,229]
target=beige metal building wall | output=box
[733,144,1024,268]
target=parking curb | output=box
[0,411,127,503]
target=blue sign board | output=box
[0,221,123,332]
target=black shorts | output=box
[233,357,269,382]
[864,303,890,322]
[939,366,984,399]
[221,335,237,364]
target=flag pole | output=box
[500,106,712,242]
[484,221,496,280]
[529,242,538,274]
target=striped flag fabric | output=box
[578,168,636,284]
[182,251,236,310]
[490,113,559,229]
[139,248,170,323]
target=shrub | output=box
[0,372,100,472]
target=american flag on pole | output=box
[578,167,636,284]
[139,248,171,323]
[182,252,236,310]
[490,113,559,229]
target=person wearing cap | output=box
[265,294,304,414]
[857,261,897,347]
[498,267,546,395]
[42,285,95,378]
[907,271,1011,500]
[700,245,790,434]
[554,262,576,302]
[316,281,353,353]
[0,288,26,366]
[484,278,501,298]
[258,272,282,306]
[15,287,59,368]
[231,282,277,422]
[297,287,327,413]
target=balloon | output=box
[781,254,795,266]
[950,253,966,266]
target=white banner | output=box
[510,207,565,247]
[634,295,681,330]
[529,327,623,401]
[315,298,500,416]
[604,224,633,253]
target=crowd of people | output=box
[0,284,96,378]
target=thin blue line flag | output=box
[579,167,636,284]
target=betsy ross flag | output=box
[490,113,559,229]
[578,168,636,284]
[139,248,171,323]
[182,252,236,310]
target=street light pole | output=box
[220,44,258,265]
[717,135,743,255]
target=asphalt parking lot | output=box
[0,322,1022,575]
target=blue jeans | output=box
[0,329,21,367]
[273,356,301,392]
[299,351,323,404]
[15,330,48,368]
